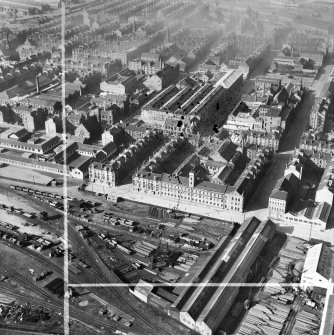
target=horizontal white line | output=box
[68,282,305,288]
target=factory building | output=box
[301,243,334,292]
[100,69,137,96]
[171,217,275,335]
[140,83,226,133]
[0,135,60,155]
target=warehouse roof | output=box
[134,279,154,298]
[303,243,334,281]
[179,217,262,319]
[198,219,275,324]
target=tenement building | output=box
[132,148,270,213]
[88,130,163,187]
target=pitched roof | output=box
[14,128,30,138]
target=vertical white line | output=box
[61,2,70,335]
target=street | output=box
[245,88,315,212]
[246,52,334,213]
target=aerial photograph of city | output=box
[0,0,333,334]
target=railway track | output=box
[0,240,76,283]
[69,226,172,335]
[0,276,122,333]
[0,266,61,303]
[0,323,64,335]
[1,187,173,335]
[0,224,166,334]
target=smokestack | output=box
[36,74,40,93]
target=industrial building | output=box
[171,217,275,335]
[301,243,334,292]
[100,69,138,95]
[0,133,60,155]
[141,83,226,134]
[140,68,244,130]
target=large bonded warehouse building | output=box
[140,69,243,135]
[170,217,276,335]
[140,83,226,131]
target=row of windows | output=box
[90,173,114,179]
[1,142,43,153]
[161,185,222,198]
[137,182,244,205]
[270,207,284,212]
[270,199,285,205]
[287,218,324,226]
[0,158,65,174]
[137,187,243,211]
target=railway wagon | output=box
[69,264,82,274]
[117,244,133,255]
[132,247,151,258]
[120,220,135,227]
[142,241,158,249]
[144,268,158,275]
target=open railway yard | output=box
[0,180,327,335]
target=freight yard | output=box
[0,178,331,335]
[0,183,204,335]
[0,181,239,334]
[0,183,230,287]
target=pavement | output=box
[86,182,250,223]
[0,165,55,185]
[312,63,334,97]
